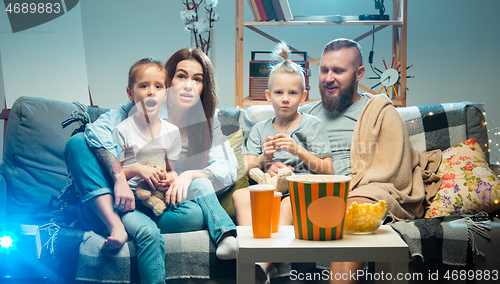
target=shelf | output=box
[235,0,407,108]
[243,20,403,26]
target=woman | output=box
[64,48,238,284]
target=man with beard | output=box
[298,38,370,177]
[266,38,433,284]
[300,38,370,284]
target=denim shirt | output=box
[84,100,238,191]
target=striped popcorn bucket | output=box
[287,175,352,241]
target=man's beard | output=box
[319,73,357,112]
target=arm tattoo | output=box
[93,147,123,177]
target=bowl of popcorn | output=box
[344,198,388,234]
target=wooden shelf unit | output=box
[235,0,407,107]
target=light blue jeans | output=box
[65,133,237,283]
[183,178,237,243]
[65,133,206,284]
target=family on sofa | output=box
[2,37,498,284]
[65,49,240,283]
[60,36,444,284]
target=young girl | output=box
[66,49,238,283]
[111,57,237,283]
[114,58,180,210]
[233,42,334,283]
[102,58,176,284]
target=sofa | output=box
[1,96,499,284]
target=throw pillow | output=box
[217,130,249,223]
[228,129,246,181]
[425,138,500,218]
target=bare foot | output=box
[101,227,128,251]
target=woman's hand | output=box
[164,170,195,206]
[263,136,276,161]
[113,174,136,212]
[273,133,301,156]
[93,147,135,212]
[157,171,178,192]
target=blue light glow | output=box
[0,235,14,249]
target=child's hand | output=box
[137,165,166,190]
[266,161,295,177]
[157,171,178,192]
[273,133,300,155]
[263,136,276,161]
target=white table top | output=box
[237,225,409,263]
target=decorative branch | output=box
[180,0,219,55]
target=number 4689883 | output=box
[5,2,62,14]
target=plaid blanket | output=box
[74,230,237,283]
[396,102,486,158]
[390,212,491,266]
[48,227,298,283]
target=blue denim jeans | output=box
[185,178,237,243]
[65,133,206,283]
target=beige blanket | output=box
[349,95,442,220]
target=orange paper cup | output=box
[272,192,282,233]
[287,175,352,241]
[249,184,275,238]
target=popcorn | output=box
[344,200,388,233]
[303,177,327,181]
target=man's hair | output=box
[323,38,363,68]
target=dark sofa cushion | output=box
[3,96,82,216]
[397,102,489,162]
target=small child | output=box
[237,42,334,283]
[244,42,334,179]
[114,58,180,203]
[111,58,178,284]
[113,59,236,280]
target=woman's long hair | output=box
[165,48,218,168]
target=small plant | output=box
[180,0,219,55]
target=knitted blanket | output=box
[348,95,442,220]
[390,212,491,266]
[48,226,298,283]
[74,230,232,283]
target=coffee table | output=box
[237,225,409,284]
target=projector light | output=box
[0,224,41,258]
[0,235,14,249]
[0,223,46,280]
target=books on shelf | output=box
[247,0,261,21]
[254,0,268,21]
[247,0,293,21]
[271,0,284,21]
[279,0,293,21]
[245,1,361,23]
[261,0,277,21]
